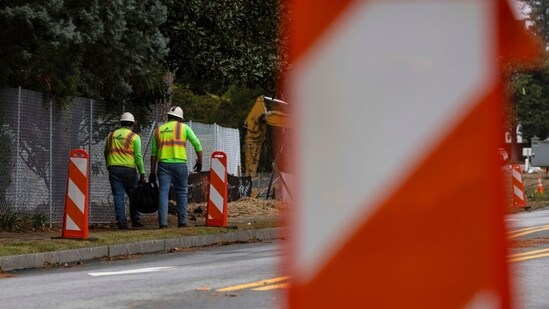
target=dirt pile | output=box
[186,197,288,220]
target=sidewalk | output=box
[0,227,285,272]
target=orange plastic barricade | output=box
[502,164,526,208]
[61,149,89,239]
[511,164,526,208]
[206,151,228,227]
[286,0,538,308]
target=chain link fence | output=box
[0,87,242,226]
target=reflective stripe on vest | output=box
[107,129,137,167]
[156,122,187,160]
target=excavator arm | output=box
[243,96,290,176]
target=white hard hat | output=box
[167,106,183,119]
[120,112,135,123]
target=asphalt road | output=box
[2,209,549,309]
[0,241,286,309]
[507,208,549,230]
[508,208,549,309]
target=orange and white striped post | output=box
[61,149,89,239]
[285,0,538,308]
[511,164,526,208]
[206,151,228,227]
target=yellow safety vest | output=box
[106,128,137,168]
[155,121,187,161]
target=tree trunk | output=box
[510,124,518,164]
[51,104,72,221]
[157,71,174,122]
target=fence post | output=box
[16,87,21,209]
[214,123,219,149]
[88,99,93,223]
[49,100,53,227]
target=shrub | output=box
[0,206,18,230]
[0,206,48,231]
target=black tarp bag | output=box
[132,182,159,213]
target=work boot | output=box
[159,225,168,229]
[132,223,144,228]
[178,223,187,228]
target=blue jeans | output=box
[157,162,188,226]
[108,166,140,227]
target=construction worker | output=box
[104,112,147,229]
[149,106,202,229]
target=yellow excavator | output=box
[243,95,290,177]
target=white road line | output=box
[88,267,174,277]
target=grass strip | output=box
[0,220,282,257]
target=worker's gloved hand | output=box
[149,173,156,183]
[139,174,147,185]
[194,161,202,173]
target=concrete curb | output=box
[0,228,286,272]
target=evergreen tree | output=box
[507,1,549,143]
[0,0,169,106]
[161,0,289,95]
